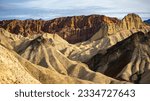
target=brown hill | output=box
[87,31,150,83]
[0,28,126,84]
[14,33,125,84]
[0,44,94,84]
[0,13,147,43]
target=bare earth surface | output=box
[0,13,150,84]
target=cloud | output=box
[0,0,150,20]
[6,0,149,12]
[8,0,112,10]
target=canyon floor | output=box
[0,13,150,84]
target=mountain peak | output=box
[121,13,143,30]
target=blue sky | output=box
[0,0,150,20]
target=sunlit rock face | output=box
[0,13,148,44]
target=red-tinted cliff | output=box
[0,14,146,43]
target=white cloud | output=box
[9,0,113,10]
[0,0,150,20]
[108,0,150,12]
[9,0,149,12]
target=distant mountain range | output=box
[144,19,150,24]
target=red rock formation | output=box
[0,19,45,36]
[0,13,146,43]
[121,14,143,30]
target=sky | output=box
[0,0,150,20]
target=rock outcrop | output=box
[0,15,106,43]
[121,14,143,30]
[0,13,147,43]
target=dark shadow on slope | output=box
[87,31,150,79]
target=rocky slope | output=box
[0,13,148,44]
[0,14,150,84]
[15,33,124,84]
[0,28,125,84]
[0,44,95,84]
[87,31,150,83]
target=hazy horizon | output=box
[0,0,150,20]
